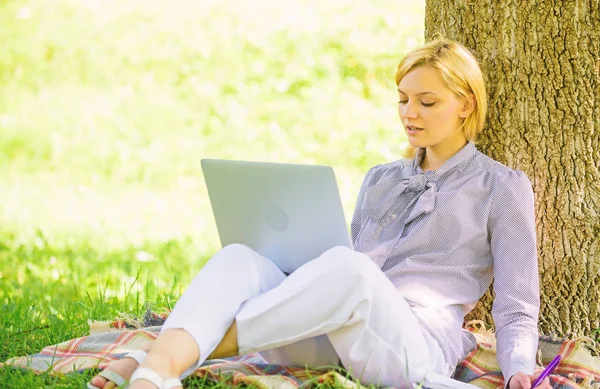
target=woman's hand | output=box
[508,370,551,389]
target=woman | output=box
[89,39,550,389]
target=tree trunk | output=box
[424,0,600,336]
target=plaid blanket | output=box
[2,311,600,389]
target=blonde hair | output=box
[395,38,488,159]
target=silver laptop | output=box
[201,159,352,273]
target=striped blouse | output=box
[351,141,540,381]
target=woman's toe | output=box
[88,356,140,388]
[89,375,107,388]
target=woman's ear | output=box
[460,94,476,118]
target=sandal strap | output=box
[87,351,147,389]
[163,378,183,389]
[124,349,147,365]
[130,367,182,389]
[96,370,126,387]
[130,367,162,388]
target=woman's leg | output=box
[233,246,451,387]
[130,244,450,388]
[129,243,286,388]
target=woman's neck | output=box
[420,139,468,171]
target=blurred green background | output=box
[0,0,424,370]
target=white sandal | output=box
[87,349,148,389]
[129,367,183,389]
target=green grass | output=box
[1,0,426,386]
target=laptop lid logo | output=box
[265,204,289,232]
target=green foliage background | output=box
[0,0,424,385]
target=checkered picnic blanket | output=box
[3,311,600,389]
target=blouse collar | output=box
[412,142,477,179]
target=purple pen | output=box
[531,355,561,388]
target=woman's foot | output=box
[128,329,200,389]
[88,345,152,389]
[128,354,183,389]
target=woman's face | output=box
[397,66,472,153]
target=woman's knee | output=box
[206,244,286,291]
[205,243,261,272]
[218,243,257,260]
[318,246,381,283]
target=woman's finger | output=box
[529,373,551,389]
[511,373,532,389]
[538,376,551,389]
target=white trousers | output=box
[162,244,459,388]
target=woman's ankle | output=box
[144,329,200,375]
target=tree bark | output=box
[425,0,600,336]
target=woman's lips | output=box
[406,125,424,134]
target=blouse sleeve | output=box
[488,170,540,382]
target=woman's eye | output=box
[397,100,435,107]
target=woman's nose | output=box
[400,101,418,119]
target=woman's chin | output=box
[406,139,427,148]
